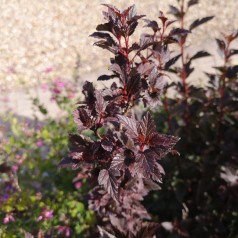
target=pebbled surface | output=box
[0,0,237,90]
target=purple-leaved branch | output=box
[60,4,185,237]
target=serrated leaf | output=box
[98,169,119,201]
[110,155,125,171]
[189,16,214,31]
[117,115,139,139]
[150,134,180,158]
[135,150,156,179]
[126,73,141,98]
[139,112,157,142]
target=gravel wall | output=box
[0,0,237,90]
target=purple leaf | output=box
[166,20,177,28]
[117,115,139,139]
[135,150,156,179]
[102,4,120,15]
[90,32,113,40]
[139,112,157,142]
[98,169,119,201]
[143,178,161,191]
[101,139,113,152]
[169,28,190,36]
[137,62,155,75]
[143,19,159,31]
[150,162,165,183]
[94,40,118,54]
[110,155,125,171]
[59,157,81,170]
[187,0,199,8]
[97,74,116,81]
[189,16,214,31]
[73,108,92,131]
[126,73,141,98]
[190,51,211,60]
[164,54,181,70]
[96,22,112,33]
[95,91,108,114]
[82,81,96,108]
[110,63,126,84]
[139,34,153,49]
[150,134,180,157]
[128,21,138,36]
[168,5,181,18]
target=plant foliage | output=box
[62,4,182,237]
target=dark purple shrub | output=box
[145,1,238,237]
[60,4,186,237]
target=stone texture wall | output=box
[0,0,237,90]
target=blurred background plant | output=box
[0,78,96,237]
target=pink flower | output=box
[11,165,19,172]
[54,77,66,89]
[15,154,21,159]
[74,181,82,189]
[37,207,54,221]
[36,141,44,147]
[58,226,71,237]
[74,182,82,189]
[3,213,15,224]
